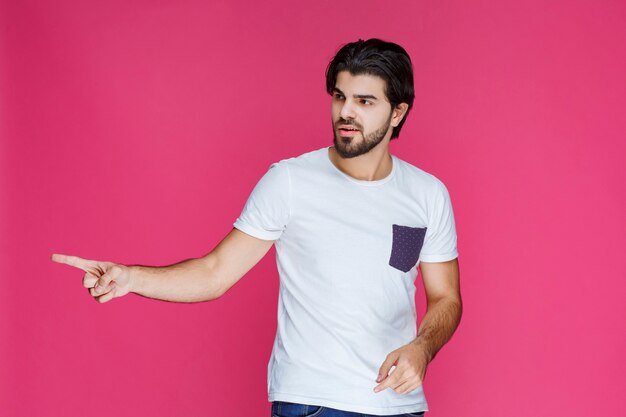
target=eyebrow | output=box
[332,87,379,101]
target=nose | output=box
[339,100,356,120]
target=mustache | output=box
[335,120,362,130]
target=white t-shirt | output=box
[233,146,458,415]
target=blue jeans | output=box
[271,401,425,417]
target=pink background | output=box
[1,1,625,416]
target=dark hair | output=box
[325,38,415,140]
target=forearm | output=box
[412,297,462,362]
[128,257,221,303]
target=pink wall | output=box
[2,1,624,416]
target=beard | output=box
[332,112,392,159]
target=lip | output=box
[338,128,359,137]
[338,125,359,131]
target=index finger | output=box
[51,253,92,271]
[374,367,400,393]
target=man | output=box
[52,38,462,417]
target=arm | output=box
[130,228,275,303]
[411,258,462,361]
[374,257,462,394]
[52,227,275,304]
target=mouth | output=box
[337,125,360,137]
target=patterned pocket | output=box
[388,224,427,272]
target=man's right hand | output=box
[51,254,132,303]
[52,228,275,303]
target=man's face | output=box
[331,71,394,158]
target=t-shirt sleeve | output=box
[232,161,292,241]
[419,178,459,262]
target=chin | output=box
[333,140,363,159]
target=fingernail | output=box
[95,285,102,293]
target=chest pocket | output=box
[389,224,427,272]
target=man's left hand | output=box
[373,341,430,395]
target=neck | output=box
[328,144,393,181]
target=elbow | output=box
[210,285,225,300]
[199,255,225,301]
[429,295,463,323]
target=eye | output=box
[361,99,372,105]
[333,93,345,100]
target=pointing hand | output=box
[51,253,132,303]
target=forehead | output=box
[335,71,388,99]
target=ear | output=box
[390,103,409,127]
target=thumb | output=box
[377,351,399,382]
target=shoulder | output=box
[393,155,448,194]
[271,147,327,172]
